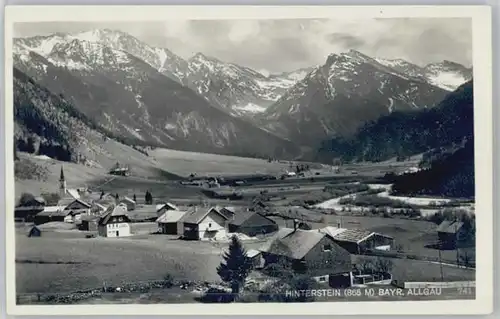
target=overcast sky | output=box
[14,18,472,74]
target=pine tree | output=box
[216,235,253,296]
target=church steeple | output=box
[59,166,67,196]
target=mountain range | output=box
[13,28,473,164]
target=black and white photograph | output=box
[3,5,493,316]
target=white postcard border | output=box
[3,4,493,316]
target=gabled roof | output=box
[263,229,327,260]
[156,209,189,223]
[319,226,392,244]
[98,205,129,225]
[437,220,464,234]
[229,210,255,226]
[332,228,374,244]
[258,227,296,253]
[64,198,92,209]
[180,207,229,224]
[156,202,179,212]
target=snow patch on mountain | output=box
[234,103,267,114]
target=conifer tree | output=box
[216,235,253,295]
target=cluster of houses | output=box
[16,166,471,288]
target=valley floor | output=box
[13,151,475,304]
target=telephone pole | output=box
[438,239,444,281]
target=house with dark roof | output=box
[320,226,394,254]
[227,209,278,236]
[180,207,229,240]
[98,205,131,237]
[437,220,466,249]
[259,227,352,286]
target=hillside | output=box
[315,80,473,163]
[389,138,474,198]
[13,67,183,180]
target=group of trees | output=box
[145,190,153,205]
[390,139,474,198]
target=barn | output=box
[320,226,394,254]
[180,207,229,241]
[156,209,189,235]
[227,209,278,236]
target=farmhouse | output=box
[227,209,278,236]
[259,227,352,286]
[180,207,229,240]
[320,226,394,254]
[97,205,131,237]
[119,197,136,211]
[156,209,189,235]
[437,220,465,249]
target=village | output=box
[14,161,476,304]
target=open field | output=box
[15,230,224,294]
[16,215,474,296]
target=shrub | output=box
[17,192,36,207]
[163,273,174,288]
